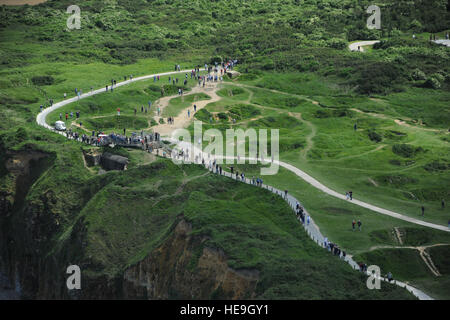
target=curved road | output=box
[35,67,443,299]
[349,40,380,52]
[36,69,449,233]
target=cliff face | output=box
[0,147,260,300]
[0,148,57,299]
[122,219,259,300]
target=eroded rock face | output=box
[123,219,259,300]
[0,149,55,299]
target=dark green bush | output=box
[392,144,423,158]
[31,75,54,86]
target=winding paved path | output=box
[160,139,434,300]
[36,68,450,233]
[349,40,380,52]
[35,66,448,300]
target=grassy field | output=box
[0,0,449,300]
[162,92,211,117]
[52,157,415,299]
[354,245,450,299]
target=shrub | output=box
[314,110,330,118]
[431,73,445,83]
[423,77,441,89]
[411,68,426,81]
[423,161,448,172]
[368,130,382,143]
[327,38,347,50]
[392,144,423,158]
[31,75,54,86]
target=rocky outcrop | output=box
[122,219,259,300]
[0,148,56,299]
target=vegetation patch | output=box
[392,144,424,158]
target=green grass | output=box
[354,246,450,300]
[1,0,449,300]
[162,92,211,117]
[61,159,415,299]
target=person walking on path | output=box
[307,215,310,226]
[346,192,350,200]
[349,191,353,200]
[357,220,362,231]
[284,190,288,200]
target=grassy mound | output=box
[85,115,148,131]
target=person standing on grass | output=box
[352,219,356,231]
[59,113,62,120]
[357,220,362,231]
[442,199,445,209]
[354,123,357,131]
[64,93,67,99]
[421,206,425,216]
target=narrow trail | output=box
[288,112,316,160]
[352,108,447,133]
[153,81,223,136]
[366,243,449,277]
